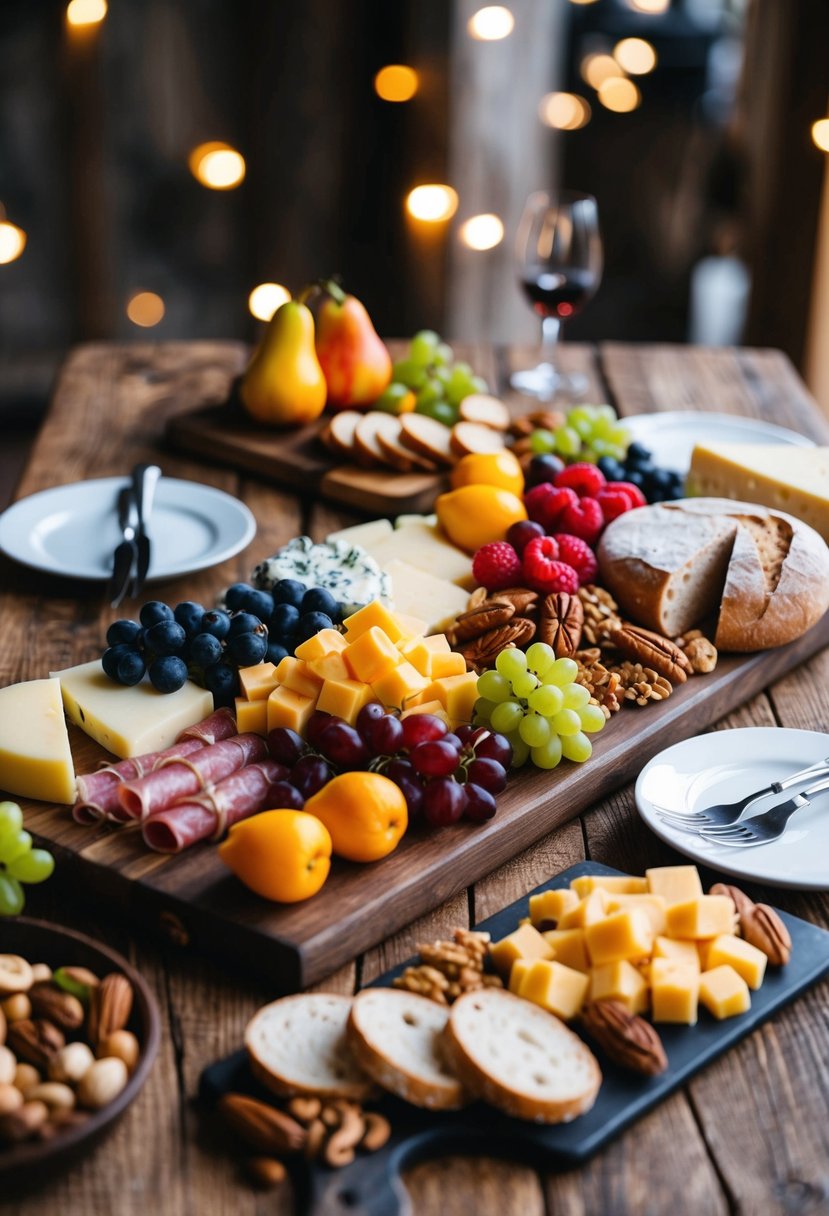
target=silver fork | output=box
[698,772,829,848]
[653,756,829,831]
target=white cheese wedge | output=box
[326,519,393,548]
[361,521,475,590]
[687,444,829,542]
[384,559,469,635]
[50,660,214,759]
[0,677,76,804]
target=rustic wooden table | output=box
[2,340,829,1216]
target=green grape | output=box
[529,429,556,455]
[590,439,616,458]
[531,735,563,770]
[561,731,593,762]
[470,375,489,394]
[596,404,618,422]
[511,671,539,699]
[570,414,595,441]
[519,712,552,748]
[578,704,607,733]
[446,373,476,407]
[496,648,527,680]
[562,684,590,711]
[528,684,564,717]
[473,697,497,723]
[0,830,32,867]
[8,848,55,884]
[554,427,581,458]
[432,401,458,427]
[551,708,581,736]
[415,377,443,410]
[0,801,23,851]
[547,657,579,687]
[392,358,428,391]
[0,874,24,917]
[506,730,531,768]
[491,699,525,734]
[525,642,555,677]
[608,423,630,447]
[374,383,413,415]
[410,330,441,365]
[434,365,452,387]
[478,670,512,703]
[434,341,454,367]
[591,415,615,441]
[604,444,627,461]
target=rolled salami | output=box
[117,733,268,822]
[141,760,290,852]
[177,706,238,746]
[73,737,206,824]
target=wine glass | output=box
[511,190,603,400]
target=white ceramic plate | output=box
[0,477,256,582]
[636,728,829,890]
[623,411,815,474]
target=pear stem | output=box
[320,278,346,306]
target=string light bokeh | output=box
[406,185,459,223]
[126,292,165,327]
[374,65,418,103]
[248,283,292,321]
[467,6,515,41]
[188,142,246,191]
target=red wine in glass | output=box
[521,268,598,321]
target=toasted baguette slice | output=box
[400,414,457,466]
[354,412,394,468]
[245,993,374,1102]
[326,410,363,459]
[347,988,467,1110]
[450,421,506,458]
[442,988,601,1123]
[374,413,439,472]
[458,394,511,431]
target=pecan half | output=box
[218,1093,307,1156]
[709,881,755,920]
[742,904,792,965]
[580,1000,668,1076]
[459,619,536,670]
[610,625,692,684]
[493,587,539,616]
[451,600,515,643]
[7,1019,65,1070]
[88,974,133,1045]
[539,592,584,657]
[28,985,85,1033]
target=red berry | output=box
[472,542,522,592]
[521,536,580,594]
[608,480,648,509]
[506,519,545,555]
[523,484,578,532]
[596,487,633,524]
[557,495,605,545]
[554,462,606,498]
[551,533,599,585]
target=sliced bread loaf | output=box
[346,988,467,1110]
[441,988,601,1123]
[245,993,374,1102]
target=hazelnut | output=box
[97,1029,140,1074]
[0,1083,23,1115]
[30,964,53,985]
[76,1057,128,1110]
[13,1062,41,1093]
[2,993,32,1023]
[48,1041,95,1086]
[0,1045,15,1086]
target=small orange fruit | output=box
[218,810,332,902]
[304,772,407,863]
[435,484,527,553]
[450,450,525,496]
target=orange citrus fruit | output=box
[218,810,332,902]
[450,450,525,496]
[304,772,407,863]
[435,484,527,553]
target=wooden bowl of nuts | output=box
[0,918,161,1186]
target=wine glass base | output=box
[510,363,589,401]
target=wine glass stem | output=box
[540,316,561,368]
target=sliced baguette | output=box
[458,394,511,431]
[245,993,374,1102]
[450,421,506,458]
[327,410,363,459]
[375,413,439,472]
[354,412,394,468]
[400,414,457,466]
[441,988,601,1123]
[347,988,467,1110]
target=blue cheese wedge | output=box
[251,536,392,614]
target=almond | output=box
[219,1092,306,1156]
[88,974,133,1045]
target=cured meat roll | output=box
[117,733,268,822]
[177,706,238,746]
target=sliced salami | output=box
[141,759,290,852]
[117,733,268,822]
[72,737,207,824]
[177,706,238,746]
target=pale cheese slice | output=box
[0,677,76,804]
[384,559,469,635]
[326,519,393,549]
[362,521,475,590]
[687,444,829,542]
[51,660,214,759]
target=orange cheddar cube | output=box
[518,959,590,1020]
[343,601,408,644]
[509,958,533,994]
[589,960,649,1015]
[699,965,751,1019]
[558,889,609,931]
[584,908,655,965]
[294,628,348,662]
[646,865,703,904]
[344,627,402,683]
[704,934,767,990]
[666,895,736,940]
[237,662,277,701]
[542,928,590,972]
[529,887,579,929]
[489,922,554,978]
[605,894,668,936]
[650,958,700,1024]
[399,634,451,676]
[275,656,324,700]
[371,661,428,710]
[570,874,648,897]
[315,677,374,726]
[434,672,480,725]
[234,697,268,736]
[266,686,316,735]
[653,936,700,971]
[308,653,351,683]
[430,651,468,680]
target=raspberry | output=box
[557,495,605,546]
[523,484,578,532]
[596,487,634,525]
[472,542,522,592]
[554,462,606,498]
[609,480,647,509]
[551,533,599,586]
[521,536,579,594]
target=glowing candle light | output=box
[248,283,292,321]
[374,65,419,103]
[66,0,107,27]
[812,119,829,153]
[406,185,459,223]
[188,142,246,190]
[0,222,26,265]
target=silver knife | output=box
[130,463,162,598]
[107,485,139,608]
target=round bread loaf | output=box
[596,498,829,652]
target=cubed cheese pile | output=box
[234,601,480,736]
[489,866,771,1026]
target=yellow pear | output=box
[240,300,327,426]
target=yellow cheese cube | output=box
[266,686,316,735]
[589,960,649,1015]
[646,865,703,904]
[509,958,533,994]
[343,601,409,644]
[371,661,429,710]
[435,672,480,726]
[666,895,736,940]
[570,874,648,897]
[344,627,402,683]
[430,651,469,680]
[234,697,268,736]
[308,653,351,683]
[398,634,450,676]
[237,662,277,701]
[653,936,700,971]
[518,959,590,1020]
[705,934,767,990]
[489,922,554,978]
[529,888,579,929]
[650,959,700,1024]
[294,628,348,662]
[585,909,655,965]
[315,678,373,726]
[393,612,428,640]
[558,889,609,930]
[699,965,751,1019]
[399,700,451,725]
[605,894,668,935]
[275,656,324,700]
[542,928,590,972]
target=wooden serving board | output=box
[19,611,829,992]
[198,861,829,1216]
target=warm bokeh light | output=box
[539,92,592,131]
[614,37,657,75]
[0,222,26,265]
[188,142,246,190]
[374,65,419,103]
[467,6,515,40]
[406,184,459,223]
[581,53,622,91]
[66,0,107,26]
[248,283,292,322]
[568,0,600,5]
[126,292,165,327]
[458,214,504,251]
[627,0,670,12]
[598,76,642,113]
[812,119,829,153]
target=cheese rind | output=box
[0,677,76,804]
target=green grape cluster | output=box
[0,800,55,916]
[375,329,489,426]
[473,644,606,770]
[530,404,630,464]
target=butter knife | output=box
[130,463,162,598]
[107,485,139,608]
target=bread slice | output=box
[245,993,374,1101]
[441,988,601,1123]
[346,988,467,1110]
[400,414,457,466]
[450,421,506,458]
